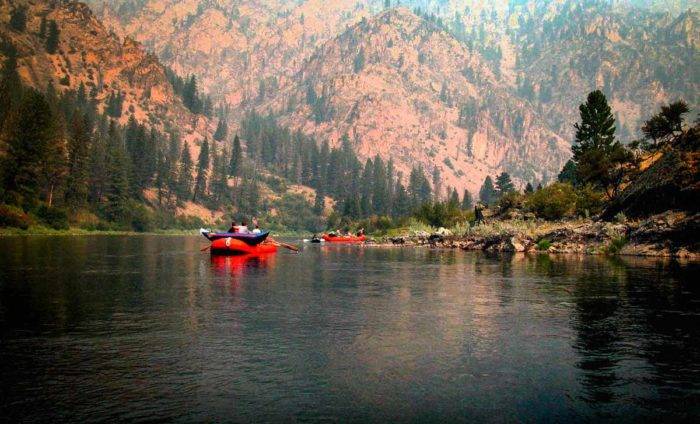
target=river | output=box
[1,236,698,422]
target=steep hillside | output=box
[83,0,698,192]
[403,0,699,139]
[0,0,211,142]
[85,0,384,107]
[263,8,570,193]
[509,1,699,139]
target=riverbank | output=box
[371,211,700,259]
[0,226,198,237]
[0,225,306,238]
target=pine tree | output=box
[314,186,325,215]
[192,138,210,202]
[0,49,23,131]
[558,160,578,185]
[177,142,193,200]
[432,167,442,201]
[524,182,534,194]
[360,158,373,217]
[10,6,27,32]
[372,155,387,215]
[393,182,411,217]
[2,90,65,207]
[229,134,242,178]
[154,141,168,205]
[104,123,130,223]
[641,100,690,149]
[386,159,395,216]
[572,90,632,199]
[211,145,229,204]
[461,189,473,210]
[45,20,60,54]
[495,172,515,196]
[448,188,460,208]
[166,132,181,202]
[39,16,47,38]
[214,119,228,141]
[353,48,366,73]
[65,112,91,206]
[479,176,497,205]
[87,115,110,204]
[182,75,199,112]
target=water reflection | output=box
[0,238,699,421]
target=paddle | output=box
[201,245,211,252]
[268,238,300,253]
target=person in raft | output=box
[251,217,261,234]
[238,220,250,233]
[227,221,238,233]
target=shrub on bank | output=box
[129,202,155,232]
[35,206,69,230]
[497,191,525,214]
[575,185,605,217]
[415,202,465,228]
[526,182,577,220]
[0,204,31,229]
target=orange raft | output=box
[210,237,278,255]
[322,234,366,243]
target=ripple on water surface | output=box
[0,236,699,422]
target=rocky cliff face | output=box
[264,8,570,193]
[84,0,698,193]
[86,0,377,107]
[0,0,211,142]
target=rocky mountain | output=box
[264,8,570,193]
[85,0,383,107]
[0,0,212,143]
[84,0,698,194]
[401,0,699,140]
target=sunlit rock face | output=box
[0,0,214,143]
[86,0,697,191]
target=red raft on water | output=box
[322,234,366,243]
[201,229,278,255]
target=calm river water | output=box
[1,236,699,422]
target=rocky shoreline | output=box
[371,212,700,259]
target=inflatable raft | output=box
[210,238,278,255]
[201,229,277,255]
[322,234,366,243]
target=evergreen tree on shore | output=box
[192,138,210,202]
[479,176,497,205]
[461,189,473,210]
[571,90,633,199]
[177,142,193,200]
[495,172,515,196]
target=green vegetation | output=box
[605,236,629,255]
[9,6,27,32]
[525,183,577,220]
[569,90,635,200]
[536,239,552,251]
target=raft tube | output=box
[200,229,269,245]
[322,234,366,243]
[210,238,278,255]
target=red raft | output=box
[322,234,366,243]
[210,237,278,255]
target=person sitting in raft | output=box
[227,221,237,233]
[356,228,365,237]
[252,224,262,234]
[238,220,250,233]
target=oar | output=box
[269,238,300,253]
[201,245,211,252]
